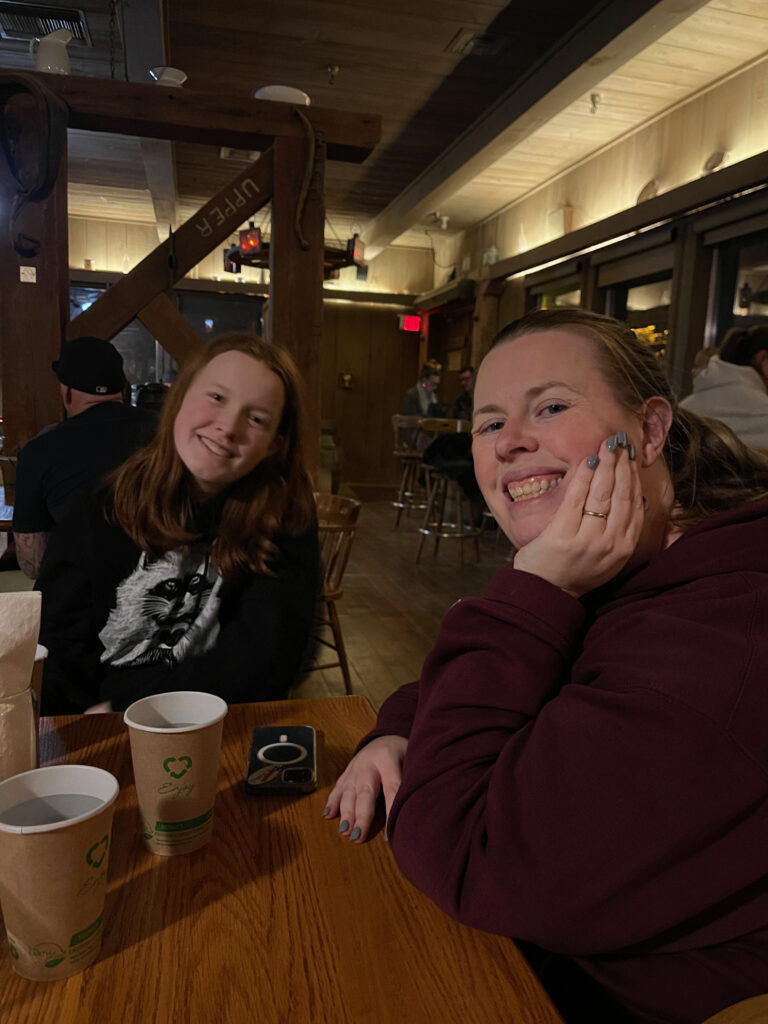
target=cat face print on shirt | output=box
[99,546,223,668]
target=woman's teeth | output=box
[507,476,563,502]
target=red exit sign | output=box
[399,314,422,333]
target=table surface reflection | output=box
[0,697,563,1024]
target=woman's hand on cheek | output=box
[512,432,645,598]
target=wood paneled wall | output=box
[321,302,418,485]
[461,54,768,272]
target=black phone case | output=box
[245,725,317,794]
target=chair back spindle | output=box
[310,493,362,694]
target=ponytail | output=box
[666,407,768,530]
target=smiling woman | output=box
[324,308,768,1024]
[36,333,320,716]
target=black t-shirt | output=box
[13,402,157,533]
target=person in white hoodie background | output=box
[680,325,768,450]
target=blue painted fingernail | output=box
[616,430,628,447]
[628,443,636,461]
[349,827,361,841]
[606,434,618,452]
[586,454,599,470]
[321,806,330,817]
[339,820,350,834]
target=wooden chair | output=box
[415,418,480,564]
[391,414,428,528]
[699,994,768,1024]
[310,492,362,695]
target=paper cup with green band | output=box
[0,764,119,981]
[123,691,227,857]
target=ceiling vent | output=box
[444,28,505,58]
[0,3,90,44]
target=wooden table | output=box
[0,697,563,1024]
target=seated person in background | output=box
[403,359,446,418]
[450,364,474,421]
[325,308,768,1024]
[13,336,157,579]
[135,381,169,414]
[37,333,320,715]
[680,324,768,449]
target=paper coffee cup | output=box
[123,691,227,857]
[0,764,119,981]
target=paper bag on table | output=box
[0,592,41,782]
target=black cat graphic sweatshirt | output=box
[36,491,320,714]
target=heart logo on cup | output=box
[86,835,109,869]
[163,755,192,779]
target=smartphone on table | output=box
[245,725,317,794]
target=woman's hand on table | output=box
[323,735,408,843]
[513,432,645,599]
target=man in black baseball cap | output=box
[13,337,156,578]
[51,336,126,397]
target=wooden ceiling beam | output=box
[7,70,380,163]
[141,137,178,238]
[137,293,204,367]
[361,0,710,252]
[66,149,274,341]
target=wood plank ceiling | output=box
[1,0,767,252]
[443,0,768,227]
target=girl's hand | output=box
[322,735,408,843]
[513,432,644,598]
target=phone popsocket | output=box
[245,726,317,794]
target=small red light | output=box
[239,227,262,253]
[402,315,422,333]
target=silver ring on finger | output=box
[582,509,609,519]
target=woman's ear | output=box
[639,397,673,467]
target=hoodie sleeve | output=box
[387,563,768,957]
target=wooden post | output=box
[470,274,506,366]
[579,259,602,313]
[269,131,326,480]
[667,225,712,398]
[0,93,67,452]
[0,70,379,455]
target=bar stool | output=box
[415,418,480,565]
[391,414,428,528]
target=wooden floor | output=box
[293,497,512,711]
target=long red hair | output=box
[111,333,315,577]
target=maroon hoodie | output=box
[374,498,768,1024]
